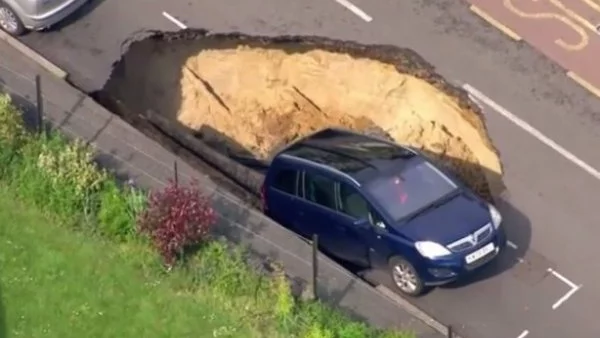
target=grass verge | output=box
[0,92,414,338]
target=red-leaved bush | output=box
[137,179,216,265]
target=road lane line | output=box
[548,268,578,289]
[463,84,600,182]
[507,240,518,249]
[162,11,188,29]
[517,329,530,338]
[334,0,373,22]
[552,285,581,310]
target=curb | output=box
[0,30,68,79]
[375,285,461,338]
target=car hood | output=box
[393,191,491,245]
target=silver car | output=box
[0,0,87,36]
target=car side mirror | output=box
[352,218,371,229]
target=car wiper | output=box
[430,189,460,209]
[399,189,460,223]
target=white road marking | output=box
[552,285,581,310]
[517,330,530,338]
[548,268,578,289]
[463,84,600,182]
[334,0,373,22]
[507,240,518,249]
[547,268,582,310]
[162,11,188,29]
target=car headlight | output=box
[415,241,451,259]
[488,204,502,229]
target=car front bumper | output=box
[419,228,507,286]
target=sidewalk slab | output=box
[0,39,444,337]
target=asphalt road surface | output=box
[18,0,600,337]
[467,0,600,92]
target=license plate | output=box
[465,242,495,264]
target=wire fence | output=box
[0,59,459,338]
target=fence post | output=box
[311,234,319,301]
[173,160,179,186]
[447,325,454,338]
[35,75,43,134]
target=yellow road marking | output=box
[503,0,588,51]
[470,5,522,41]
[568,71,600,99]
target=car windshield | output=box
[365,159,458,221]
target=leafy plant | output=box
[97,180,147,240]
[304,324,334,338]
[0,94,26,146]
[0,94,26,175]
[36,135,107,199]
[137,179,216,265]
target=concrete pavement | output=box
[14,0,600,337]
[0,38,442,338]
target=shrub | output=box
[36,136,107,200]
[0,94,26,176]
[97,180,147,240]
[138,179,216,265]
[9,133,108,218]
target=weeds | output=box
[97,180,147,240]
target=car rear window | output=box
[273,169,299,195]
[365,159,458,221]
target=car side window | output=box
[273,169,298,195]
[339,183,385,226]
[303,171,337,210]
[338,183,371,220]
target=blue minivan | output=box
[261,128,506,296]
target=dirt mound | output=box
[103,30,504,201]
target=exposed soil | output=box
[102,30,504,201]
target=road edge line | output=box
[375,285,461,337]
[0,30,68,79]
[567,71,600,99]
[469,5,522,41]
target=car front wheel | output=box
[0,2,25,36]
[389,256,425,297]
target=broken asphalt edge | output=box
[4,34,457,338]
[0,30,68,80]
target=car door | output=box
[336,182,382,267]
[266,167,305,234]
[298,170,352,259]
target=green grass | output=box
[0,187,252,338]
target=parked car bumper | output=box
[21,0,87,30]
[419,228,508,286]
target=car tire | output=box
[388,256,425,297]
[0,2,26,36]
